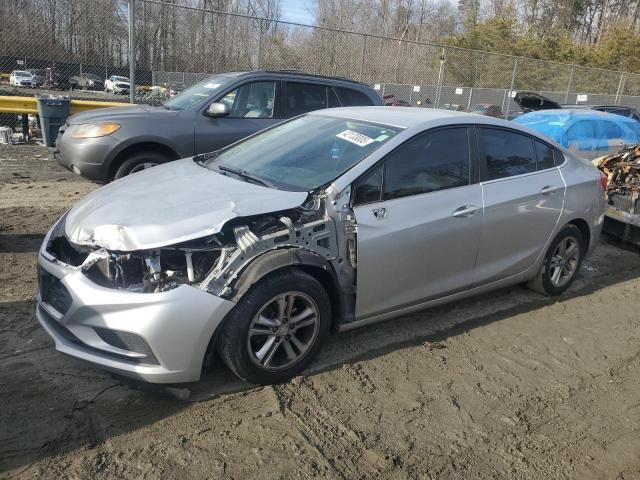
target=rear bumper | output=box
[36,226,236,383]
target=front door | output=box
[473,127,565,285]
[194,80,283,154]
[353,126,483,319]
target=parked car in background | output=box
[28,69,47,87]
[69,73,104,91]
[54,70,383,182]
[168,81,186,96]
[442,104,466,112]
[104,75,130,94]
[46,71,70,90]
[514,109,640,159]
[9,70,35,87]
[563,104,640,121]
[38,107,605,384]
[383,94,410,106]
[471,103,504,118]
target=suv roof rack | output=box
[236,70,365,85]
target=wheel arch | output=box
[228,248,346,329]
[107,141,181,180]
[567,218,591,251]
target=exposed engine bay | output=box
[45,194,353,301]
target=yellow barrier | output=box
[0,95,130,115]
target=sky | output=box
[280,0,315,25]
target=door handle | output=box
[540,186,557,196]
[452,205,479,218]
[372,207,386,220]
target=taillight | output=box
[600,172,608,191]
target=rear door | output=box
[353,126,483,319]
[282,81,340,117]
[597,119,626,154]
[194,80,283,154]
[566,120,600,159]
[473,127,564,285]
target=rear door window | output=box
[336,87,375,106]
[599,120,623,139]
[284,82,333,116]
[534,140,556,170]
[566,121,596,143]
[477,127,536,180]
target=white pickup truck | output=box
[104,75,130,94]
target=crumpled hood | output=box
[67,104,178,124]
[64,159,308,251]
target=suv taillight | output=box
[600,172,608,191]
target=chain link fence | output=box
[3,0,640,116]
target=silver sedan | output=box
[37,107,606,384]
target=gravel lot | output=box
[1,142,640,479]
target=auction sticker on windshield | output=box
[336,130,374,147]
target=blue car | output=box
[514,109,640,159]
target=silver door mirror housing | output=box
[206,102,230,118]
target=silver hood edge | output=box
[64,158,308,251]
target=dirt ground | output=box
[1,142,640,480]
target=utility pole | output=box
[128,0,136,104]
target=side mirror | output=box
[206,102,230,118]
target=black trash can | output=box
[36,96,70,147]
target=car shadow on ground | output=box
[0,234,43,253]
[1,241,639,474]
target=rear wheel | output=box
[113,150,170,179]
[217,269,331,384]
[527,224,584,296]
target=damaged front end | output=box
[593,145,640,245]
[46,195,342,300]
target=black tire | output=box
[527,224,585,296]
[217,269,332,384]
[113,150,170,179]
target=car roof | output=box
[310,106,491,128]
[223,70,369,87]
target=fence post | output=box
[564,67,574,104]
[128,0,136,103]
[435,47,447,108]
[257,20,263,70]
[504,58,517,119]
[615,73,625,105]
[467,87,473,110]
[359,34,368,81]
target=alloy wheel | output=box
[129,162,159,173]
[549,236,580,287]
[247,291,320,371]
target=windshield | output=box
[202,114,401,191]
[113,76,129,82]
[163,75,231,109]
[15,71,30,77]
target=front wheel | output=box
[113,150,170,179]
[217,269,332,384]
[527,224,584,296]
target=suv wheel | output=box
[217,269,331,384]
[527,224,584,296]
[113,150,170,179]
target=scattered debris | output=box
[593,145,640,246]
[0,126,13,144]
[593,145,640,193]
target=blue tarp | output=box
[514,109,640,159]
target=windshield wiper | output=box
[217,164,273,188]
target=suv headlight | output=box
[70,123,120,139]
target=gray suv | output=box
[54,71,383,182]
